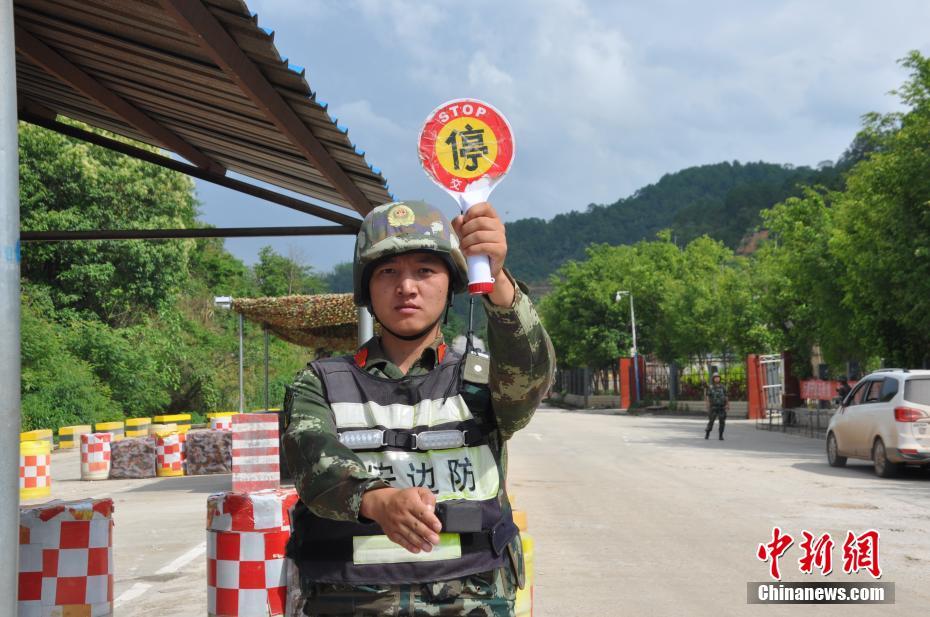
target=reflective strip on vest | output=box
[339,429,385,449]
[339,428,468,451]
[357,446,499,501]
[332,395,473,429]
[416,429,465,450]
[353,533,462,565]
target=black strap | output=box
[298,524,513,563]
[382,430,416,449]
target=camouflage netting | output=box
[109,437,156,479]
[232,294,366,352]
[185,429,232,476]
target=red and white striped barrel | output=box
[18,498,114,617]
[206,488,299,617]
[155,432,184,477]
[231,414,280,492]
[80,432,112,480]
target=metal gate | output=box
[756,354,784,430]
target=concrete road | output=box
[508,405,930,616]
[26,407,930,615]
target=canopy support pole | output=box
[0,1,22,613]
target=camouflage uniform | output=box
[705,380,728,440]
[283,201,555,616]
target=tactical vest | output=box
[287,350,519,585]
[709,384,727,409]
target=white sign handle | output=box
[453,177,496,295]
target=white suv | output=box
[826,369,930,477]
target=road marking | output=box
[114,582,151,608]
[526,433,544,441]
[156,541,207,575]
[114,542,207,608]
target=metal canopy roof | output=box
[13,0,392,236]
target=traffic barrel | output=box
[206,488,299,616]
[94,421,125,442]
[58,425,92,449]
[80,433,112,481]
[19,440,51,501]
[154,413,192,434]
[513,509,535,617]
[155,431,184,477]
[20,429,54,451]
[210,414,235,430]
[210,415,232,431]
[125,417,152,438]
[18,498,114,616]
[231,414,280,493]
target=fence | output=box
[643,355,747,401]
[554,366,618,397]
[555,354,748,402]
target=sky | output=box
[195,0,930,272]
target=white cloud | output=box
[468,52,513,90]
[197,0,930,269]
[329,99,406,140]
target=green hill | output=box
[505,159,849,283]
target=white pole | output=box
[0,1,21,612]
[238,312,244,413]
[263,327,269,411]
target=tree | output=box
[17,121,314,427]
[753,51,930,370]
[828,51,930,366]
[754,188,854,371]
[253,246,327,297]
[187,237,257,298]
[19,121,195,325]
[325,261,355,293]
[540,235,682,369]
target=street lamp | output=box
[615,291,640,404]
[214,296,244,413]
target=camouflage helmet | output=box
[353,200,467,307]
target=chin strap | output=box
[441,295,476,406]
[443,292,454,325]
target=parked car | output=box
[826,369,930,477]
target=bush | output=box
[64,318,173,417]
[21,287,121,430]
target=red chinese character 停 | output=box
[757,527,795,580]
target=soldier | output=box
[705,373,728,440]
[836,376,851,404]
[283,199,555,616]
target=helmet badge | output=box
[387,204,416,227]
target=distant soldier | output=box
[836,376,851,404]
[283,200,555,616]
[705,373,728,440]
